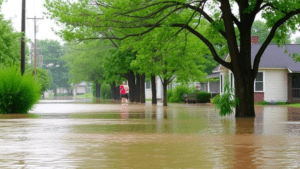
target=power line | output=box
[27,16,44,79]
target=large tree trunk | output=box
[234,75,255,118]
[110,83,115,100]
[163,80,168,106]
[127,71,137,102]
[232,29,255,118]
[111,82,120,100]
[54,87,57,96]
[115,84,120,100]
[95,81,101,99]
[136,73,141,102]
[140,74,145,103]
[151,75,157,104]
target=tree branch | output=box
[253,8,300,77]
[258,3,288,14]
[231,14,241,28]
[171,24,232,70]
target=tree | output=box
[129,28,207,106]
[63,41,108,98]
[252,20,292,44]
[103,48,142,102]
[26,66,52,95]
[45,0,300,117]
[38,39,70,95]
[0,12,21,67]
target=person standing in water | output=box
[120,81,129,103]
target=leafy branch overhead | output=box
[45,0,300,116]
[45,0,300,74]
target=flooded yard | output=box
[1,101,300,168]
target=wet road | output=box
[1,102,300,168]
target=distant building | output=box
[73,82,92,96]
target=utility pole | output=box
[27,16,44,78]
[21,0,26,75]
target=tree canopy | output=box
[0,11,22,66]
[63,40,109,84]
[38,39,69,91]
[45,0,300,117]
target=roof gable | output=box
[214,44,300,73]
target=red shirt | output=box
[120,85,126,95]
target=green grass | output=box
[76,92,93,99]
[255,101,288,105]
[146,99,152,101]
[48,92,54,98]
[275,101,288,105]
[285,103,300,107]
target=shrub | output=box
[26,67,51,94]
[0,66,41,114]
[169,85,192,103]
[257,101,270,105]
[212,79,239,116]
[196,91,211,103]
[167,89,173,102]
[101,83,111,100]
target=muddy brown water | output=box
[1,102,300,168]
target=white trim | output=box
[229,70,235,89]
[207,81,210,93]
[259,67,288,70]
[254,71,265,92]
[212,54,230,73]
[220,74,224,94]
[258,67,292,73]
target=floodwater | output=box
[1,101,300,168]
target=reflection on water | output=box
[1,103,300,168]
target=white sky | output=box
[1,0,62,45]
[1,0,300,44]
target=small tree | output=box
[212,78,239,117]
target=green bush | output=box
[257,101,270,105]
[168,85,192,103]
[0,66,41,114]
[101,83,111,100]
[26,67,51,94]
[196,91,211,103]
[167,89,173,102]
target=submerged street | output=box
[0,101,300,168]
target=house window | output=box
[255,72,264,92]
[146,81,151,89]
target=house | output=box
[73,82,92,96]
[214,36,300,103]
[145,77,164,100]
[145,75,218,100]
[197,72,220,97]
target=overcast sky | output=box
[1,0,62,45]
[1,0,299,45]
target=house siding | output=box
[145,87,152,99]
[254,92,264,102]
[264,69,288,102]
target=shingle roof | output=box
[251,44,300,72]
[214,44,300,73]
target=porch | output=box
[288,73,300,103]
